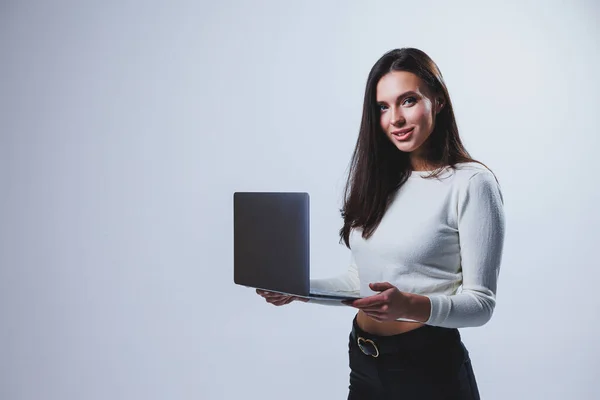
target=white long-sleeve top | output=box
[309,162,506,329]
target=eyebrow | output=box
[376,90,419,104]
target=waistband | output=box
[350,315,460,357]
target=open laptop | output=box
[233,192,361,301]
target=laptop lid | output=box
[233,192,310,297]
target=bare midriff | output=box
[356,310,426,336]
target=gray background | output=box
[1,0,599,399]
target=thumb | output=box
[369,282,395,292]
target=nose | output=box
[390,107,405,126]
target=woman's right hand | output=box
[256,289,309,306]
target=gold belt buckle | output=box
[357,336,380,358]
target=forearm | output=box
[307,275,360,307]
[399,290,495,327]
[425,289,496,328]
[307,259,361,307]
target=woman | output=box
[257,47,505,399]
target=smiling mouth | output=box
[391,128,414,138]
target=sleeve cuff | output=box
[425,294,451,326]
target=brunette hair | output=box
[340,47,489,247]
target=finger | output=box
[260,290,282,297]
[257,290,277,298]
[369,282,395,292]
[263,293,286,300]
[266,295,288,303]
[276,296,294,305]
[351,300,387,309]
[365,309,387,317]
[269,295,293,304]
[273,297,293,306]
[350,294,389,308]
[358,304,390,313]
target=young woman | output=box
[257,47,506,399]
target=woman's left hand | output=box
[343,282,412,322]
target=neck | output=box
[410,157,437,171]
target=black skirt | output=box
[348,316,481,400]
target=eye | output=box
[378,104,388,112]
[403,96,417,106]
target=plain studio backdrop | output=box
[1,0,599,399]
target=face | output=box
[376,71,444,167]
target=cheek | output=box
[409,105,432,126]
[380,113,390,130]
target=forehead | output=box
[376,71,428,100]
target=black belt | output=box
[350,317,459,358]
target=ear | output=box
[436,97,445,114]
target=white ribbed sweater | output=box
[310,162,506,329]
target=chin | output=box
[391,141,418,153]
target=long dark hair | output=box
[339,47,488,248]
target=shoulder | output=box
[452,161,495,179]
[452,162,504,204]
[450,162,499,187]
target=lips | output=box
[391,127,414,141]
[391,127,414,135]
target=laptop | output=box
[233,192,361,301]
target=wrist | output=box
[403,293,432,323]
